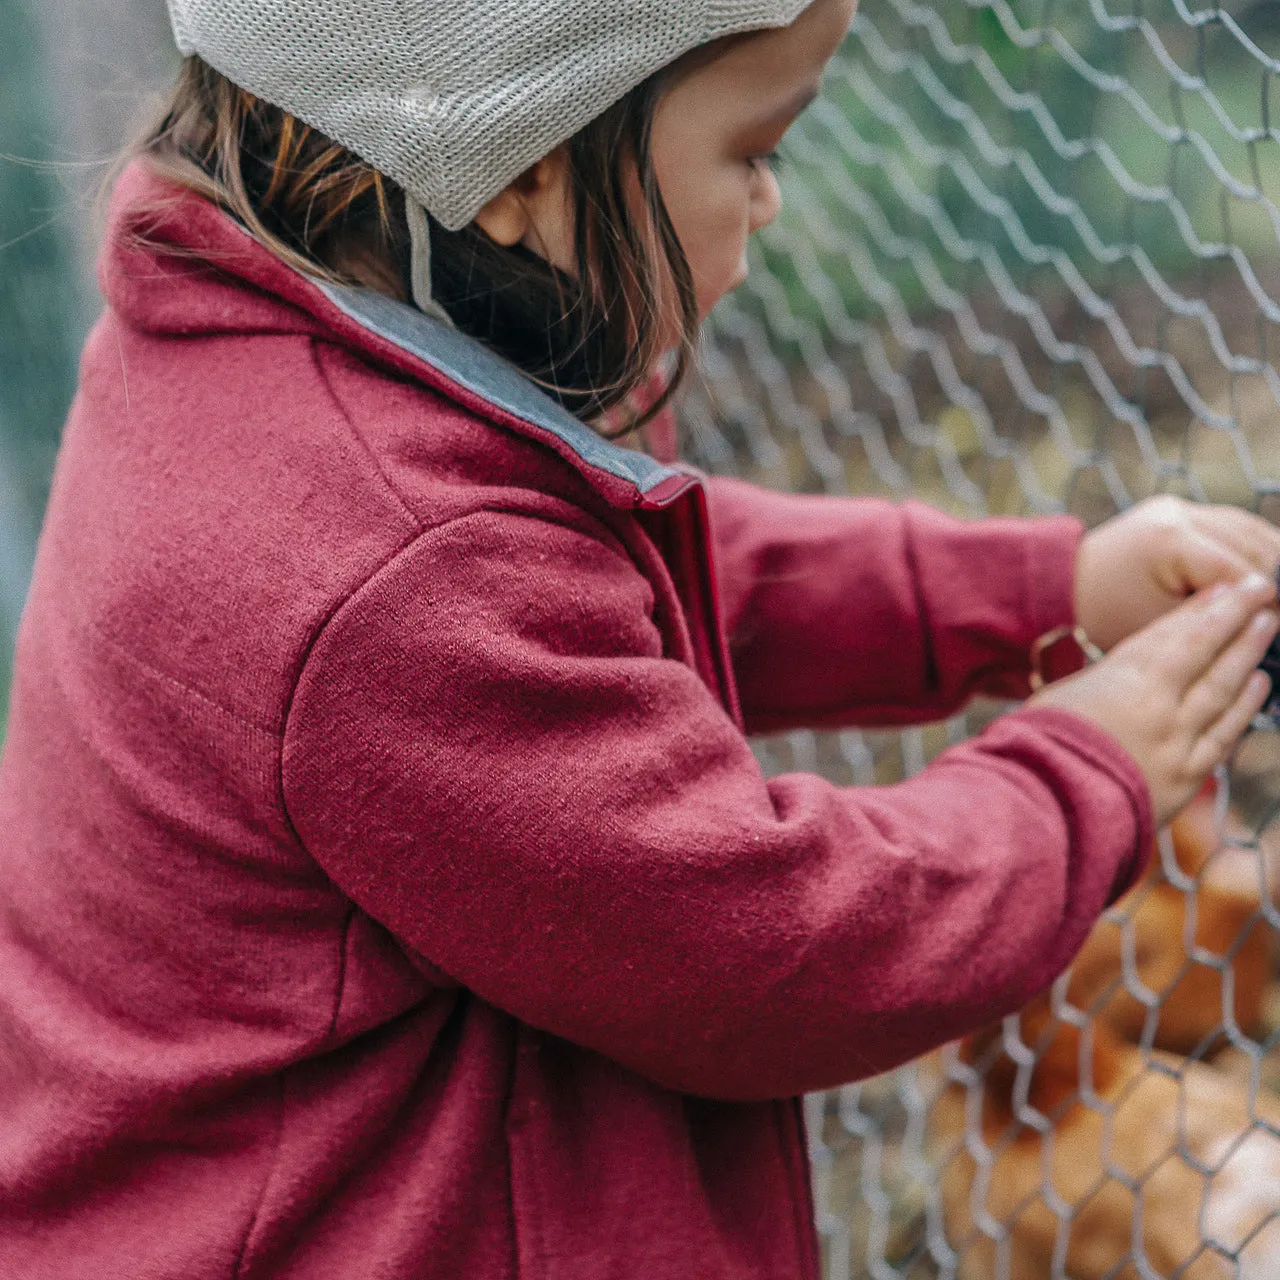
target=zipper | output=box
[635,486,745,731]
[680,484,745,732]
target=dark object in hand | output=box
[1260,568,1280,717]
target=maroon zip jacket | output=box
[0,164,1151,1279]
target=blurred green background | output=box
[690,0,1280,538]
[0,2,84,732]
[0,0,174,734]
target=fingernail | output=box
[1252,610,1279,634]
[1240,572,1271,593]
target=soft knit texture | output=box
[164,0,812,229]
[0,163,1153,1279]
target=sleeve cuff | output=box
[1023,515,1087,645]
[1004,703,1155,903]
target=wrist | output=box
[1072,526,1107,649]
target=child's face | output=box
[651,0,859,320]
[473,0,857,333]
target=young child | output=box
[2,1,1279,1277]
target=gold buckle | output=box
[1029,625,1105,692]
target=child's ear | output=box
[473,147,573,262]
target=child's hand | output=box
[1075,496,1280,651]
[1032,574,1279,827]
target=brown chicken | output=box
[1065,792,1275,1054]
[933,992,1280,1279]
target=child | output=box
[2,1,1279,1276]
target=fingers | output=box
[1139,576,1278,692]
[1187,669,1274,780]
[1183,606,1280,735]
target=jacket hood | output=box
[100,161,696,509]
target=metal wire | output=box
[686,1,1280,1274]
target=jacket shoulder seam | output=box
[275,501,637,845]
[285,501,637,708]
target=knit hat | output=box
[165,0,812,232]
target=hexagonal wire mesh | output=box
[679,0,1280,1275]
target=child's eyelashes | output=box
[749,151,784,174]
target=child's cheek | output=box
[692,242,748,316]
[675,181,754,314]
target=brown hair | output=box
[138,56,699,434]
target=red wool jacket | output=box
[0,164,1152,1279]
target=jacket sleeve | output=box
[705,475,1084,733]
[281,505,1151,1102]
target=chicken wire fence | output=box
[679,0,1280,1275]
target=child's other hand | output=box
[1075,496,1280,651]
[1032,575,1279,827]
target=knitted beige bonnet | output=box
[165,0,812,232]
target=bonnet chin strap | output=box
[405,192,455,327]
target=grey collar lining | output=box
[318,281,688,496]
